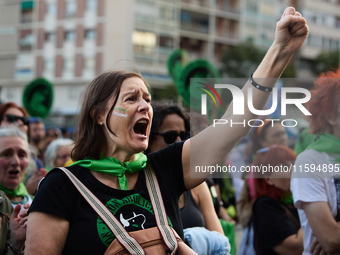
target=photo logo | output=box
[201,84,311,116]
[198,82,222,115]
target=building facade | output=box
[0,0,339,126]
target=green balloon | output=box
[167,49,189,82]
[23,77,54,119]
[176,59,220,110]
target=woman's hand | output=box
[25,168,47,196]
[310,238,329,255]
[9,204,30,252]
[273,7,308,57]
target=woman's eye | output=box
[126,96,136,102]
[145,98,151,103]
[1,153,10,158]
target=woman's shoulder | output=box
[40,165,90,189]
[147,141,184,161]
[146,141,184,172]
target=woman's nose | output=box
[10,154,20,165]
[139,99,151,112]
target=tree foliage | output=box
[221,38,297,78]
[221,38,265,78]
[313,50,340,76]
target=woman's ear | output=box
[265,177,274,186]
[90,105,103,125]
[325,113,337,127]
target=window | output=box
[21,9,33,23]
[132,31,156,54]
[63,58,74,70]
[86,0,97,11]
[84,57,95,70]
[65,31,76,41]
[159,35,174,49]
[336,17,340,28]
[45,32,55,42]
[85,29,96,40]
[19,33,34,51]
[330,39,339,51]
[46,3,57,15]
[180,10,209,34]
[246,1,258,13]
[45,58,55,71]
[65,1,76,19]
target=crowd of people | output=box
[0,6,338,255]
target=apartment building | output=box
[0,0,338,123]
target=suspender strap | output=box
[144,164,178,254]
[57,167,144,255]
[57,166,178,254]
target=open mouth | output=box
[133,119,149,136]
[8,170,19,175]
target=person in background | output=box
[29,117,46,160]
[0,102,29,135]
[0,189,29,255]
[44,138,74,170]
[37,126,63,162]
[147,103,230,255]
[291,69,340,255]
[62,127,74,139]
[0,127,33,207]
[252,145,303,255]
[26,8,308,254]
[237,119,289,255]
[0,104,45,196]
[0,127,32,254]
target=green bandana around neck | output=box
[70,153,147,190]
[305,133,340,162]
[0,182,28,197]
[282,193,294,205]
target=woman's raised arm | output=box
[182,7,308,190]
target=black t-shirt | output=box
[252,196,300,255]
[29,142,186,255]
[180,190,205,229]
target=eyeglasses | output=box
[0,114,29,126]
[154,131,190,144]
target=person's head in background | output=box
[29,117,45,147]
[44,138,74,170]
[38,126,63,161]
[189,111,209,137]
[0,102,29,135]
[46,127,62,139]
[253,145,297,201]
[146,103,190,153]
[0,127,30,201]
[307,69,340,139]
[251,119,288,155]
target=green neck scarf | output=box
[282,193,294,205]
[71,153,147,190]
[306,133,340,162]
[0,182,28,197]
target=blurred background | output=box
[0,0,339,130]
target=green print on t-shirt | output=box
[97,193,172,247]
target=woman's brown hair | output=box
[0,102,28,118]
[71,70,147,161]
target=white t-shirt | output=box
[291,149,340,255]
